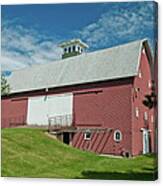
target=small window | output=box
[148,80,152,89]
[84,130,91,140]
[138,71,142,78]
[142,48,146,54]
[64,48,66,52]
[134,88,140,98]
[68,47,71,53]
[72,45,76,52]
[135,107,139,118]
[78,46,80,52]
[151,115,154,123]
[144,112,148,121]
[114,130,122,142]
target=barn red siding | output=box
[1,78,134,156]
[1,97,28,128]
[73,79,133,156]
[132,48,155,156]
[1,57,154,157]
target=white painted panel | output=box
[48,94,73,126]
[48,94,73,117]
[27,93,73,126]
[27,96,49,125]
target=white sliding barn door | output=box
[27,93,73,126]
[27,96,48,125]
[48,94,73,117]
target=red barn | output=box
[1,39,156,156]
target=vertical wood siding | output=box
[1,98,28,128]
[73,79,133,155]
[132,48,155,155]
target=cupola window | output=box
[68,47,71,53]
[64,48,67,53]
[73,45,76,52]
[59,39,88,59]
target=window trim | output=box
[84,130,91,140]
[138,71,142,78]
[151,115,154,123]
[135,107,139,118]
[144,112,148,121]
[114,130,122,142]
[148,80,152,89]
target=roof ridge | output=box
[9,39,146,74]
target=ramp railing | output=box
[48,114,73,131]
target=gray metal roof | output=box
[7,39,146,94]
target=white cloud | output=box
[1,2,156,72]
[79,2,156,50]
[1,55,27,70]
[1,22,62,71]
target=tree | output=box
[143,82,157,109]
[1,75,10,96]
[143,92,157,109]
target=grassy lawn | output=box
[1,128,157,180]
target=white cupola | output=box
[59,39,88,59]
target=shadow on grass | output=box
[77,170,158,181]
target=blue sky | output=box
[1,1,157,71]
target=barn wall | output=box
[73,79,133,156]
[1,97,28,128]
[2,78,132,127]
[1,78,133,155]
[132,48,155,156]
[1,99,10,128]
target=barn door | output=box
[27,93,73,125]
[27,96,49,125]
[143,129,150,154]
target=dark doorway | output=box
[63,132,70,145]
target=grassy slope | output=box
[1,128,157,180]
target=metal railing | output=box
[48,114,73,131]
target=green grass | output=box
[1,128,157,180]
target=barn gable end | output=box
[131,44,154,156]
